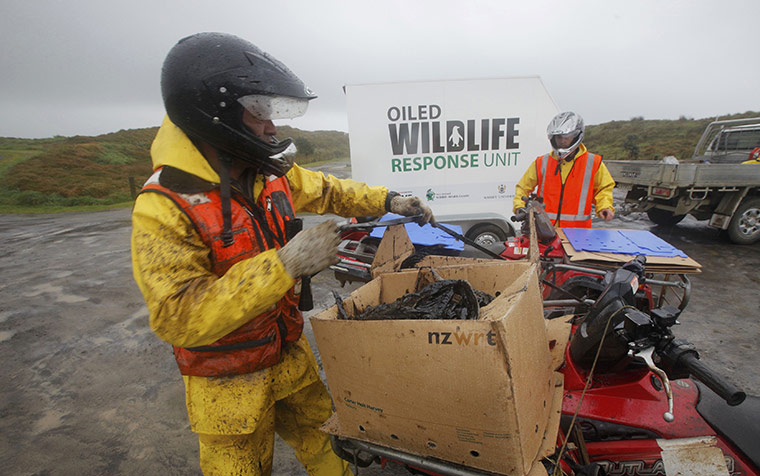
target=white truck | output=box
[607,117,760,244]
[344,77,559,245]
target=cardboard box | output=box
[312,260,555,475]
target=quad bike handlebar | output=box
[569,254,746,410]
[659,338,746,406]
[511,194,558,244]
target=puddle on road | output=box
[34,409,69,434]
[23,283,89,303]
[0,330,15,342]
[57,294,89,304]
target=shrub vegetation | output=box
[584,111,759,161]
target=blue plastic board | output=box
[369,213,464,250]
[562,228,687,258]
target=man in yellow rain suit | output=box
[513,111,615,228]
[131,32,433,476]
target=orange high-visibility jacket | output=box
[141,171,302,377]
[535,151,602,228]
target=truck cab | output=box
[697,120,760,164]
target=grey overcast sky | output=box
[1,0,758,138]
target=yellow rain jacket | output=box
[131,116,388,436]
[512,144,615,219]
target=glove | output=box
[389,195,435,224]
[277,220,340,278]
[599,209,615,222]
[511,208,527,222]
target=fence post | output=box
[128,176,137,200]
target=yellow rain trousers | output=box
[131,117,388,475]
[195,336,345,476]
[512,144,616,216]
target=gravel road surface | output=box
[1,163,758,475]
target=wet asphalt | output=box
[0,162,758,475]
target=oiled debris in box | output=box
[338,279,494,321]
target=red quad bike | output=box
[501,196,691,319]
[329,255,760,476]
[332,196,691,320]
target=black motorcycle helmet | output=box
[161,32,317,177]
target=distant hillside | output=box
[277,125,350,162]
[585,111,760,161]
[0,129,157,208]
[1,111,758,210]
[0,126,349,210]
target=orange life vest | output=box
[141,169,303,377]
[535,151,602,228]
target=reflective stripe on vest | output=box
[538,153,550,197]
[140,170,303,377]
[536,152,600,228]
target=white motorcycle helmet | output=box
[547,111,585,160]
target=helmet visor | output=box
[238,94,309,121]
[555,132,576,141]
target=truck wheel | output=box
[465,224,508,247]
[727,197,760,245]
[646,208,686,226]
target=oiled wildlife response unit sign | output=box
[345,77,560,218]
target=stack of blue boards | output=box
[369,213,464,251]
[562,228,687,258]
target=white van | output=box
[344,77,559,245]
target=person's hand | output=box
[276,220,340,277]
[390,195,435,224]
[511,208,527,222]
[599,209,614,222]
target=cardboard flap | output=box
[481,263,539,314]
[370,225,415,278]
[320,413,342,436]
[415,255,494,268]
[527,371,565,476]
[527,210,540,264]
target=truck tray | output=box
[606,161,760,188]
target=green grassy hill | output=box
[0,129,157,210]
[1,111,758,212]
[0,126,349,212]
[585,111,760,161]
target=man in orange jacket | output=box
[513,111,615,228]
